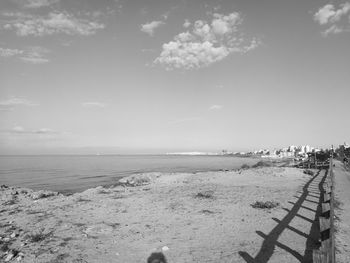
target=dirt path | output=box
[333,160,350,263]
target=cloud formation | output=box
[4,126,58,135]
[12,0,60,9]
[82,102,106,108]
[3,12,105,36]
[314,3,350,36]
[183,19,191,28]
[141,20,165,36]
[0,47,24,57]
[155,12,259,70]
[209,104,223,110]
[0,97,39,111]
[20,46,50,64]
[0,46,50,64]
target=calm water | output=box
[0,155,259,194]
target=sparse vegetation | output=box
[251,161,272,168]
[62,237,74,242]
[195,190,214,199]
[26,210,43,215]
[26,231,52,243]
[200,209,215,214]
[3,199,17,206]
[240,164,250,169]
[104,222,120,229]
[47,253,70,263]
[97,189,110,194]
[0,242,10,252]
[72,222,85,228]
[251,200,279,209]
[25,210,44,215]
[75,197,92,202]
[8,208,22,215]
[111,194,125,199]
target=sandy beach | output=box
[0,164,348,263]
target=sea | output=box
[0,155,259,194]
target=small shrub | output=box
[240,164,250,170]
[62,237,74,242]
[97,189,110,195]
[251,201,279,209]
[27,231,52,243]
[169,202,180,210]
[195,190,214,199]
[105,222,120,229]
[48,253,70,263]
[111,194,125,199]
[252,161,272,168]
[8,209,22,215]
[303,170,314,176]
[3,199,17,206]
[75,197,91,202]
[200,209,215,214]
[0,242,9,252]
[72,222,85,228]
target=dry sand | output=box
[0,165,339,263]
[333,160,350,263]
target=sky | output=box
[0,0,350,154]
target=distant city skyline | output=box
[1,0,350,154]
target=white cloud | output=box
[12,0,60,8]
[322,24,344,36]
[141,48,156,53]
[155,12,259,70]
[162,12,170,20]
[0,46,50,64]
[314,4,337,25]
[314,2,350,36]
[141,20,165,36]
[34,128,57,134]
[211,12,240,35]
[2,12,32,18]
[0,98,39,111]
[20,56,49,64]
[82,102,106,108]
[0,47,24,57]
[3,12,105,36]
[183,19,191,28]
[12,126,25,133]
[3,126,58,134]
[20,46,50,64]
[314,3,350,24]
[209,105,223,110]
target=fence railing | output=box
[313,154,335,263]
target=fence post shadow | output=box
[238,169,328,263]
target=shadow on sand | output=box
[239,169,328,263]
